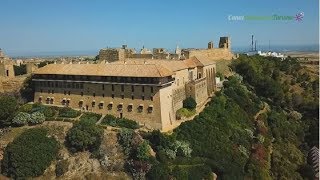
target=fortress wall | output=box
[187,48,234,60]
[128,54,153,59]
[99,49,125,62]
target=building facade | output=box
[32,56,216,131]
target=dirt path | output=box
[254,102,269,120]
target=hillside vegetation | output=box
[0,55,318,179]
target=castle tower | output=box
[219,37,231,50]
[0,48,4,58]
[175,45,181,55]
[208,41,214,49]
[0,49,15,78]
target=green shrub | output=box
[183,97,197,110]
[176,108,196,119]
[29,112,45,124]
[0,96,18,126]
[118,128,134,156]
[18,103,33,113]
[66,118,103,153]
[101,115,139,129]
[55,160,69,177]
[187,165,213,180]
[12,112,31,126]
[30,103,45,113]
[1,128,59,178]
[58,107,80,118]
[136,141,150,161]
[80,112,102,123]
[146,163,170,180]
[172,166,188,180]
[42,106,57,117]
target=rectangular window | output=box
[131,85,134,92]
[80,84,84,89]
[121,85,124,92]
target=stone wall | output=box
[99,49,125,62]
[182,48,234,61]
[26,63,38,74]
[127,54,153,59]
[185,77,208,107]
[0,63,14,78]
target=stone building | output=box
[32,56,216,131]
[0,49,15,78]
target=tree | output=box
[20,76,35,102]
[13,64,27,76]
[136,141,150,161]
[65,119,103,153]
[183,97,197,110]
[118,128,134,156]
[0,96,18,126]
[1,128,59,178]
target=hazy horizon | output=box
[4,44,318,58]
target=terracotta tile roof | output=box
[193,56,216,66]
[112,59,190,72]
[33,63,173,77]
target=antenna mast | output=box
[251,35,254,51]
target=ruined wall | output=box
[99,49,125,62]
[0,63,14,78]
[127,54,153,59]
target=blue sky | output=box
[0,0,318,55]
